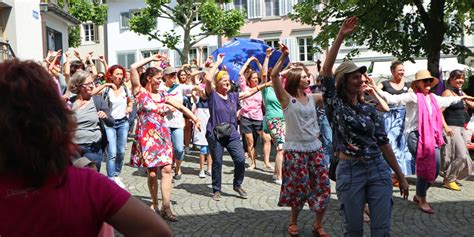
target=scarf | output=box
[416,92,444,183]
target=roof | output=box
[39,3,81,26]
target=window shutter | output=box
[289,0,298,14]
[280,0,292,16]
[282,37,297,62]
[248,0,255,19]
[94,24,100,43]
[256,0,263,18]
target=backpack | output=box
[103,85,130,109]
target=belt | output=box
[115,116,128,122]
[337,152,367,161]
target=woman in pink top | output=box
[239,56,273,170]
[0,60,172,237]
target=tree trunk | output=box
[425,0,446,95]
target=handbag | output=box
[328,156,338,181]
[213,94,234,141]
[214,123,232,141]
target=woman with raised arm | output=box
[271,43,330,236]
[261,48,284,184]
[129,54,201,222]
[238,56,273,171]
[204,54,271,201]
[441,70,474,191]
[320,16,409,236]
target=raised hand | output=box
[98,55,106,62]
[73,49,81,60]
[265,47,273,57]
[216,53,225,64]
[339,16,358,36]
[279,43,289,55]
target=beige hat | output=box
[412,69,439,89]
[72,157,96,168]
[163,67,177,75]
[334,61,367,83]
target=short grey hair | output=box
[68,71,91,94]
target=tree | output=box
[129,0,245,65]
[58,0,108,48]
[290,0,474,78]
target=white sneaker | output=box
[198,170,206,178]
[114,177,126,189]
[185,147,191,154]
[206,170,212,177]
[275,179,282,185]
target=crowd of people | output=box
[1,16,474,236]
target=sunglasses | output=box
[421,78,433,83]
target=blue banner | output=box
[212,38,290,82]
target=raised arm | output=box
[64,51,71,82]
[239,81,272,100]
[239,57,254,77]
[98,55,109,72]
[85,52,98,78]
[204,54,224,95]
[262,48,273,82]
[130,54,163,95]
[321,16,358,77]
[270,44,290,109]
[166,97,202,132]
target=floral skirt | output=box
[264,117,285,146]
[278,150,330,212]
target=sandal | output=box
[150,202,159,213]
[161,208,178,222]
[287,223,298,236]
[312,225,329,237]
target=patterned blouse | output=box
[321,76,389,159]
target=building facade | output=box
[106,0,219,69]
[0,0,79,62]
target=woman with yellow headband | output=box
[204,54,271,201]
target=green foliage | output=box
[68,26,81,48]
[68,0,108,25]
[129,0,245,64]
[290,0,474,75]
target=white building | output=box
[106,0,219,69]
[0,0,80,61]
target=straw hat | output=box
[411,69,439,89]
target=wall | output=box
[3,0,43,61]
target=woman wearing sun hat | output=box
[374,69,474,214]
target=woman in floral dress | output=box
[130,54,201,222]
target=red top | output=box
[0,166,130,237]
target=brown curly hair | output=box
[0,60,76,188]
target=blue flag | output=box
[212,38,290,82]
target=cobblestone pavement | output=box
[114,145,474,237]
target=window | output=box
[298,37,314,62]
[141,50,160,58]
[117,52,135,69]
[120,12,130,30]
[265,0,279,17]
[234,0,248,13]
[192,6,200,22]
[189,47,208,64]
[82,23,96,43]
[265,39,279,48]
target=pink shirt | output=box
[0,166,130,237]
[238,75,263,121]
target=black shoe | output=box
[233,187,248,199]
[212,191,221,201]
[173,174,182,180]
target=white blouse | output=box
[379,91,462,135]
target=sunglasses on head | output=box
[421,78,433,83]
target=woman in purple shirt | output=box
[204,54,271,201]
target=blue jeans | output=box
[336,155,393,237]
[407,131,441,197]
[105,119,129,178]
[206,133,246,193]
[170,127,185,161]
[79,141,103,172]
